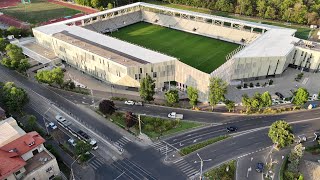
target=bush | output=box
[249,82,254,88]
[256,82,260,87]
[243,83,248,88]
[269,79,274,85]
[236,85,241,89]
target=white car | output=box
[55,115,66,121]
[68,138,77,147]
[124,100,135,105]
[47,122,57,130]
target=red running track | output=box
[0,0,20,9]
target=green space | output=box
[110,22,238,73]
[204,160,236,180]
[0,0,81,24]
[106,112,201,139]
[180,135,229,156]
[142,0,311,40]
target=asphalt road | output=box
[0,66,187,180]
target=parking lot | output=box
[227,68,320,103]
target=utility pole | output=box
[194,153,212,180]
[90,89,95,108]
[70,155,81,180]
[138,114,142,135]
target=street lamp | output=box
[70,155,81,180]
[194,153,212,180]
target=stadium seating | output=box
[141,11,260,44]
[83,11,142,33]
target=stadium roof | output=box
[34,24,176,65]
[234,29,299,58]
[52,2,285,31]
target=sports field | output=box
[110,22,239,73]
[0,0,80,24]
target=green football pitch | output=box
[110,22,239,73]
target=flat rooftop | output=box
[35,25,176,66]
[24,150,53,174]
[296,40,320,52]
[234,29,299,58]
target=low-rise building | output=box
[0,118,60,180]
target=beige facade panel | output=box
[175,61,210,102]
[291,46,320,71]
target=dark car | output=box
[226,126,238,132]
[256,163,264,173]
[275,92,284,99]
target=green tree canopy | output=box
[208,77,228,111]
[139,75,155,102]
[293,88,309,105]
[35,67,64,87]
[165,89,179,105]
[0,38,9,52]
[225,99,235,112]
[187,86,198,109]
[261,91,272,107]
[1,82,29,113]
[107,2,113,9]
[268,120,294,148]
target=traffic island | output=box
[179,135,230,156]
[204,160,236,180]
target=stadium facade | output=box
[30,2,320,102]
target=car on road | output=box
[168,112,184,119]
[256,162,264,173]
[55,114,71,127]
[135,101,144,106]
[226,126,237,132]
[275,92,284,100]
[55,115,65,121]
[47,122,57,130]
[68,138,77,147]
[124,100,135,105]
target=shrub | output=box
[249,82,254,88]
[256,82,260,87]
[243,83,248,88]
[236,85,241,89]
[269,79,274,85]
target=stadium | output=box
[23,2,320,102]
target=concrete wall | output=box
[21,144,45,161]
[175,61,210,102]
[231,56,288,80]
[291,46,320,72]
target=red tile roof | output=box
[0,149,26,180]
[0,131,45,157]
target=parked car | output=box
[47,122,57,130]
[256,163,264,173]
[68,138,77,147]
[124,100,135,105]
[226,126,238,132]
[135,101,144,106]
[275,92,284,100]
[55,115,65,121]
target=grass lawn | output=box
[110,22,238,73]
[1,0,80,24]
[204,160,236,180]
[105,112,201,139]
[179,135,229,156]
[142,0,311,40]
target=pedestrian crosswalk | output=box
[115,136,131,147]
[173,159,198,178]
[151,141,177,155]
[89,157,105,170]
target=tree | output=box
[75,141,92,162]
[99,99,116,115]
[107,2,113,9]
[139,75,155,102]
[0,38,9,52]
[35,67,64,87]
[17,59,30,73]
[293,88,309,106]
[7,26,20,37]
[268,120,294,148]
[51,67,64,87]
[165,89,179,105]
[25,115,37,132]
[125,111,137,128]
[241,94,252,113]
[1,82,29,113]
[264,6,276,19]
[51,130,65,144]
[187,86,198,109]
[208,77,228,111]
[225,99,235,112]
[261,91,272,107]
